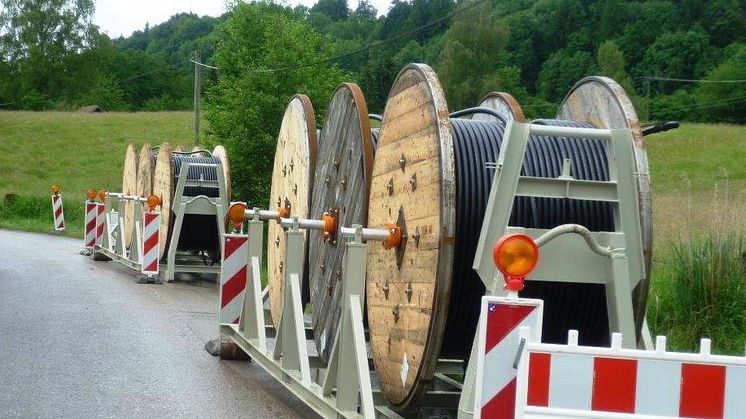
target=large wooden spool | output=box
[308,83,373,361]
[474,91,525,122]
[136,143,155,200]
[366,65,650,411]
[152,144,227,260]
[212,145,232,199]
[152,142,174,259]
[557,76,652,333]
[267,95,318,328]
[121,144,139,248]
[367,64,455,409]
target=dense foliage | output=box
[2,0,746,199]
[203,2,347,205]
[2,0,745,116]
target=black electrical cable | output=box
[441,118,614,360]
[371,128,380,148]
[170,153,224,254]
[449,107,508,125]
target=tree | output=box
[597,40,633,94]
[310,0,350,22]
[702,0,746,47]
[697,45,746,123]
[537,49,595,102]
[353,0,377,20]
[204,2,348,203]
[437,1,509,108]
[637,30,717,94]
[0,0,96,106]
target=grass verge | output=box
[648,230,746,354]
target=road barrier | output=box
[220,234,248,324]
[84,201,97,248]
[50,184,65,231]
[472,294,746,419]
[141,209,160,277]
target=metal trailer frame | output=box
[93,193,145,271]
[220,212,464,418]
[219,122,648,419]
[163,161,228,281]
[459,122,647,417]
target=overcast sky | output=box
[94,0,391,38]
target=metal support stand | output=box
[459,122,646,418]
[220,218,378,418]
[164,161,228,281]
[322,226,375,417]
[92,193,145,271]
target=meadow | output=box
[0,111,195,235]
[1,111,744,352]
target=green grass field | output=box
[0,111,196,235]
[1,111,744,352]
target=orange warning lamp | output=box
[493,233,539,292]
[383,223,402,249]
[98,190,107,202]
[146,194,161,212]
[276,205,289,223]
[87,189,98,201]
[322,212,337,240]
[228,202,247,228]
[51,184,61,195]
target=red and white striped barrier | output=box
[474,295,746,419]
[84,201,97,248]
[141,211,160,275]
[220,234,248,324]
[518,333,746,419]
[474,296,543,418]
[95,203,106,246]
[51,193,65,231]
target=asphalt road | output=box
[0,229,318,419]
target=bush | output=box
[0,194,83,236]
[204,2,348,205]
[648,231,746,354]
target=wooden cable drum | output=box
[307,83,374,361]
[556,76,652,335]
[121,144,139,249]
[473,91,526,122]
[366,64,634,411]
[136,143,156,200]
[267,95,318,328]
[212,145,232,200]
[152,144,225,259]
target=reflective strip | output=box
[635,359,680,416]
[591,357,637,413]
[95,204,105,245]
[680,363,725,418]
[548,354,593,410]
[724,365,746,418]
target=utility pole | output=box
[193,49,201,147]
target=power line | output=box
[252,0,490,73]
[113,60,187,85]
[191,59,219,70]
[640,76,746,83]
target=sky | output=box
[94,0,391,38]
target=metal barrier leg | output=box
[272,228,311,385]
[322,236,375,418]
